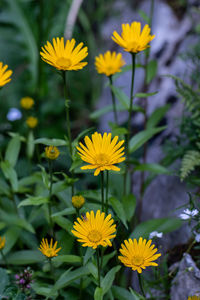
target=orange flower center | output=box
[88,230,102,243]
[95,153,109,166]
[56,57,71,68]
[131,255,144,266]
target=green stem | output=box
[124,53,136,195]
[48,257,54,277]
[106,170,109,214]
[138,273,145,297]
[100,171,105,211]
[109,76,118,124]
[48,159,54,238]
[96,247,101,288]
[0,250,8,268]
[62,71,74,197]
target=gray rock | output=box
[170,253,200,300]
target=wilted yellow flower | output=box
[0,62,12,87]
[112,22,155,53]
[20,97,34,110]
[0,236,5,250]
[118,237,161,273]
[188,297,200,300]
[95,51,125,77]
[40,37,88,71]
[77,132,125,176]
[26,116,38,128]
[72,210,116,249]
[38,238,61,258]
[72,195,85,209]
[45,146,60,160]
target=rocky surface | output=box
[170,253,200,299]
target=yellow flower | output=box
[112,21,155,53]
[77,132,126,176]
[20,97,34,110]
[38,238,61,258]
[0,236,5,250]
[45,146,60,160]
[72,210,116,249]
[95,51,125,77]
[40,37,88,71]
[72,195,85,209]
[0,62,12,87]
[26,116,38,129]
[188,297,200,300]
[118,237,161,273]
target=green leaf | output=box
[110,86,129,109]
[50,267,89,293]
[5,134,21,167]
[122,194,136,222]
[53,255,81,264]
[1,161,18,191]
[109,197,128,228]
[34,138,67,146]
[3,227,21,254]
[138,9,150,23]
[83,247,95,265]
[111,126,128,136]
[129,126,166,153]
[135,92,157,98]
[134,163,169,175]
[53,216,73,233]
[112,285,135,300]
[130,288,145,300]
[7,0,38,87]
[18,196,49,207]
[73,127,95,146]
[147,104,171,129]
[146,60,158,84]
[32,284,58,298]
[7,250,43,265]
[94,287,103,300]
[102,250,117,268]
[101,266,121,296]
[26,130,35,159]
[52,207,75,218]
[0,268,9,294]
[130,217,182,239]
[87,261,98,280]
[90,105,114,119]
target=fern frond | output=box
[180,150,200,181]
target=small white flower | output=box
[179,208,198,220]
[7,108,22,121]
[149,231,163,239]
[194,231,200,243]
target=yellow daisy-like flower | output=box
[40,37,88,71]
[72,195,85,209]
[188,297,200,300]
[77,132,126,176]
[118,237,161,273]
[45,146,60,160]
[0,62,12,87]
[20,97,34,110]
[112,21,155,53]
[0,236,5,250]
[71,210,116,249]
[38,238,61,258]
[95,51,125,77]
[26,116,38,129]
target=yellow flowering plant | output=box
[0,1,191,299]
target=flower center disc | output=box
[95,153,109,165]
[88,230,102,243]
[132,256,144,266]
[56,57,71,68]
[46,249,54,257]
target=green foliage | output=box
[180,150,200,180]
